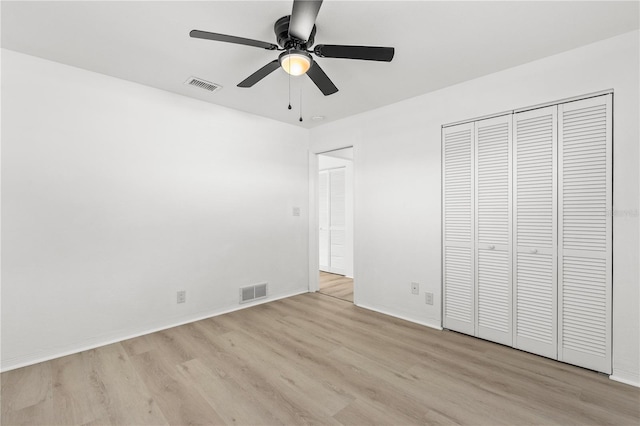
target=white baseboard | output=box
[355,302,443,331]
[1,289,308,373]
[610,373,640,388]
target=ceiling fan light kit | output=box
[189,0,395,97]
[279,50,312,76]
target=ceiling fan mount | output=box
[189,0,394,96]
[274,15,316,51]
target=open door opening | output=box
[317,148,354,302]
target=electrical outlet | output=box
[292,207,301,217]
[411,282,420,295]
[177,290,186,304]
[425,292,433,305]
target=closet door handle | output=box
[489,245,495,250]
[530,248,538,254]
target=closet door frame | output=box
[441,91,613,375]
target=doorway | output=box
[317,148,354,302]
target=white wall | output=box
[3,30,639,385]
[318,154,354,279]
[310,31,640,385]
[1,49,310,371]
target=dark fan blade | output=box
[190,30,278,50]
[237,60,281,87]
[306,61,338,96]
[314,45,394,62]
[289,0,323,41]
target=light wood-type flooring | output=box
[2,292,639,425]
[319,271,353,302]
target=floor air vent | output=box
[184,76,222,93]
[240,283,268,304]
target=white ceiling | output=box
[2,1,638,128]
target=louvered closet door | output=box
[558,95,612,374]
[443,123,475,335]
[329,168,346,274]
[474,115,512,345]
[513,106,558,359]
[319,170,330,271]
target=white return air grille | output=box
[239,283,268,304]
[184,76,222,93]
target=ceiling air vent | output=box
[184,76,222,93]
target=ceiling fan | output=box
[190,0,395,96]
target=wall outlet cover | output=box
[425,292,433,305]
[411,282,420,295]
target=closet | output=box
[442,94,612,374]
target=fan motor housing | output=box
[275,15,316,49]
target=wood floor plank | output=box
[128,350,225,426]
[330,345,547,425]
[1,361,52,413]
[175,321,332,425]
[50,352,111,425]
[221,330,353,420]
[84,343,168,426]
[219,306,435,423]
[119,334,156,357]
[319,272,353,302]
[333,396,432,426]
[0,398,55,426]
[277,296,424,372]
[224,302,422,417]
[405,361,571,425]
[215,302,344,356]
[176,358,282,426]
[2,293,639,425]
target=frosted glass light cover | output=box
[280,52,312,76]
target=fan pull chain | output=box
[287,49,291,110]
[287,52,292,110]
[299,84,303,122]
